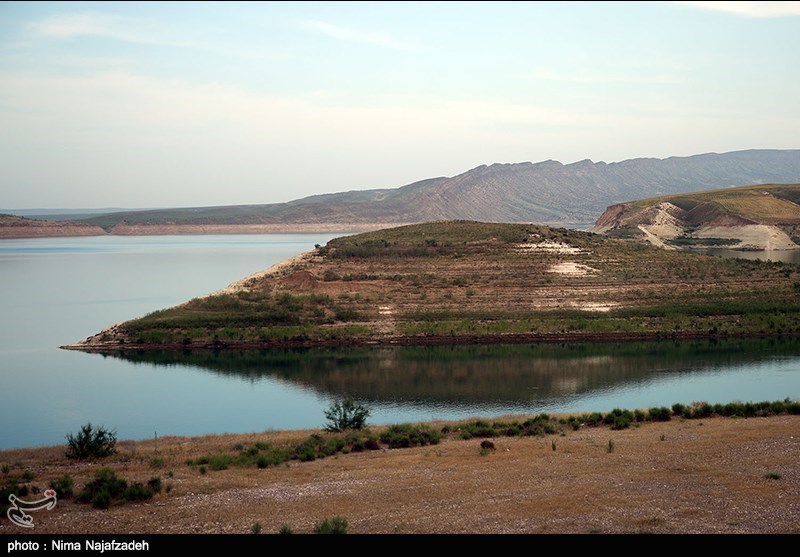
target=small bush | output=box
[380,424,441,448]
[91,490,111,509]
[584,412,603,426]
[78,468,127,508]
[208,454,232,471]
[65,423,117,459]
[279,524,294,535]
[611,416,631,430]
[323,397,371,432]
[147,476,162,493]
[457,420,498,439]
[49,475,74,498]
[123,483,154,502]
[251,522,262,534]
[648,407,671,422]
[607,439,615,453]
[764,472,782,480]
[313,516,348,534]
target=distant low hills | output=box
[4,149,800,238]
[591,184,800,251]
[0,214,106,239]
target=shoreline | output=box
[2,412,798,534]
[61,329,800,353]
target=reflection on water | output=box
[108,337,800,407]
[2,234,799,450]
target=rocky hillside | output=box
[591,184,800,251]
[76,149,800,231]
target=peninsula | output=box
[65,220,800,352]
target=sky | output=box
[1,1,799,209]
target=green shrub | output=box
[49,475,74,498]
[693,402,714,418]
[456,420,498,439]
[208,454,232,471]
[323,397,371,432]
[279,524,294,535]
[611,416,631,430]
[764,472,782,480]
[91,490,111,509]
[313,516,348,534]
[251,522,262,534]
[78,468,127,507]
[584,412,603,426]
[147,476,162,493]
[65,423,117,459]
[123,483,155,502]
[380,424,441,448]
[648,407,672,422]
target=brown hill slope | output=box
[592,184,800,250]
[0,214,106,239]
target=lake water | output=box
[1,235,799,450]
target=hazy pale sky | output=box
[1,1,799,209]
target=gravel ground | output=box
[2,415,798,534]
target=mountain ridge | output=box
[81,149,799,229]
[4,149,800,238]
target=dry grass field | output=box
[2,414,798,535]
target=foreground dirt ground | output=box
[2,415,798,534]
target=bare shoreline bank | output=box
[2,413,798,534]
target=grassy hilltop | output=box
[593,184,800,250]
[66,220,800,351]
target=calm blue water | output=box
[1,235,799,450]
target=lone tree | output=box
[323,397,370,432]
[65,422,117,459]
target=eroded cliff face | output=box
[591,184,800,251]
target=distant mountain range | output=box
[3,149,800,238]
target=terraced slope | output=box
[64,221,800,351]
